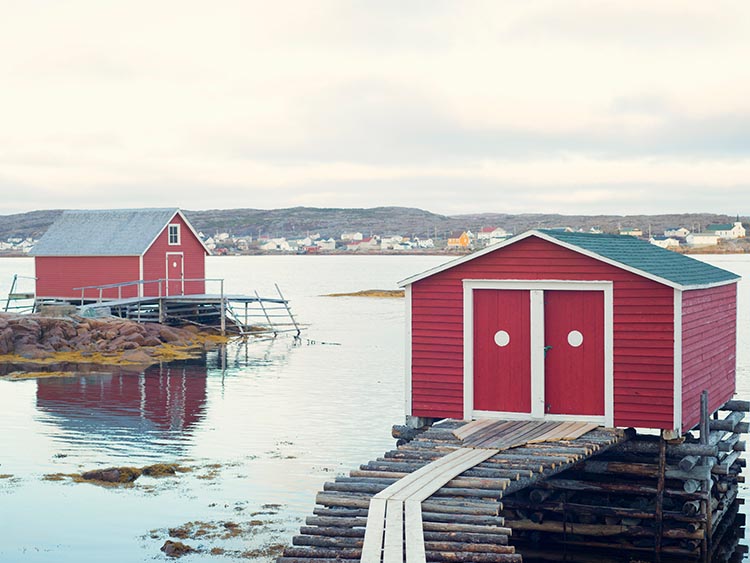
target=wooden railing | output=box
[73,277,224,304]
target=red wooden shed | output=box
[399,230,741,434]
[31,208,209,300]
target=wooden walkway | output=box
[279,420,625,563]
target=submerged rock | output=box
[161,540,195,558]
[81,466,142,483]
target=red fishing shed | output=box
[31,208,210,300]
[399,230,740,435]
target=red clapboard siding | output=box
[143,213,206,296]
[410,236,675,427]
[681,284,736,430]
[34,256,140,299]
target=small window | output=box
[168,224,180,245]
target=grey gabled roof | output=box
[399,230,740,289]
[31,208,185,256]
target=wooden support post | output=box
[700,390,712,558]
[220,279,226,336]
[655,433,666,560]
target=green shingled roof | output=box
[541,230,740,288]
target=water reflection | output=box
[35,359,209,456]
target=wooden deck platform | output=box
[279,419,625,563]
[73,292,299,336]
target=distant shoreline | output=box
[1,247,747,259]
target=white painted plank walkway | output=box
[359,420,599,563]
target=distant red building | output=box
[399,230,741,434]
[31,208,210,300]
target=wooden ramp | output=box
[279,420,625,563]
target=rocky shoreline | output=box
[0,313,227,367]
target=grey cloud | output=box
[202,80,750,165]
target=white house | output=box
[686,232,720,247]
[316,238,337,251]
[359,236,379,250]
[477,227,511,246]
[664,227,690,238]
[706,222,746,240]
[414,237,435,249]
[341,232,364,241]
[260,238,292,251]
[649,236,681,250]
[619,227,643,237]
[477,227,508,240]
[381,235,404,250]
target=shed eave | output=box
[397,230,740,290]
[32,253,142,257]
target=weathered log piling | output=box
[279,421,624,563]
[278,398,747,563]
[500,398,749,562]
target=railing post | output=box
[118,286,122,300]
[98,287,103,303]
[4,274,17,312]
[81,288,85,306]
[255,290,276,336]
[275,283,301,336]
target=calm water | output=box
[0,254,748,562]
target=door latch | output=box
[543,345,553,357]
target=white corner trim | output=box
[673,288,683,434]
[462,279,614,426]
[404,284,413,417]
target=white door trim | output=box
[165,252,184,296]
[462,279,614,426]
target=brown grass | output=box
[323,289,404,298]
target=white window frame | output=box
[168,224,181,246]
[462,279,614,426]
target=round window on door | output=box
[494,330,510,347]
[567,330,583,347]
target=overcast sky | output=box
[2,1,749,216]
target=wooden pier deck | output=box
[75,293,300,336]
[279,419,626,563]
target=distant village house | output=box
[664,227,690,238]
[649,236,680,250]
[706,221,746,240]
[619,227,643,237]
[341,232,363,242]
[446,231,471,248]
[686,232,720,247]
